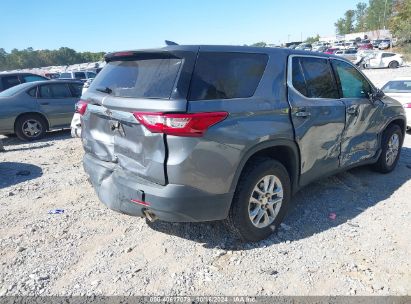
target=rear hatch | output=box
[81,47,198,185]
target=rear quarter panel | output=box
[0,93,42,134]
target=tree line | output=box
[334,0,411,43]
[0,47,105,71]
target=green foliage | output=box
[355,2,368,31]
[366,0,393,30]
[335,10,356,34]
[305,34,320,44]
[389,0,411,43]
[0,47,105,71]
[335,0,395,34]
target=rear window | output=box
[74,72,86,79]
[89,58,182,99]
[189,52,268,100]
[59,73,72,78]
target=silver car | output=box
[0,80,82,141]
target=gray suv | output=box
[80,46,406,242]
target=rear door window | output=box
[27,87,38,97]
[1,76,20,90]
[189,52,268,100]
[291,57,339,99]
[39,84,72,98]
[89,58,183,99]
[69,83,83,97]
[86,71,96,78]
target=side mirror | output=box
[368,89,384,103]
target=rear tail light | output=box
[403,103,411,108]
[75,100,88,115]
[133,112,228,137]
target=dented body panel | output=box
[81,45,406,222]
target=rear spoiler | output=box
[104,50,181,63]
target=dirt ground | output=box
[0,67,410,296]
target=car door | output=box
[287,55,346,186]
[37,83,78,127]
[331,59,382,167]
[1,75,21,91]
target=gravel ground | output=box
[0,67,410,296]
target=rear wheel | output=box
[15,114,47,141]
[388,61,399,69]
[226,158,291,242]
[372,124,402,173]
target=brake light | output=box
[75,100,88,115]
[133,112,228,137]
[403,103,411,108]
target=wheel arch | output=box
[230,139,301,195]
[14,112,50,132]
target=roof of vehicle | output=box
[104,45,346,62]
[0,72,47,77]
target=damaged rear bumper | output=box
[83,153,233,222]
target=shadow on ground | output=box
[0,162,43,189]
[148,146,411,250]
[1,129,71,149]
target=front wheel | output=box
[226,158,291,242]
[372,124,402,173]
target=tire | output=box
[388,61,399,69]
[226,158,291,242]
[372,124,403,173]
[15,114,47,141]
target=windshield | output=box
[382,80,411,93]
[0,82,33,97]
[89,58,182,99]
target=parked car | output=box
[295,43,312,51]
[82,78,93,95]
[364,52,404,69]
[0,80,83,140]
[371,39,384,48]
[59,71,97,82]
[0,72,48,92]
[44,72,60,79]
[78,46,406,242]
[324,48,340,54]
[358,43,373,50]
[378,40,391,50]
[334,49,358,61]
[381,77,411,129]
[70,79,93,138]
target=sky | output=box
[0,0,361,53]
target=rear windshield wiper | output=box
[95,87,112,94]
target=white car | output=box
[381,77,411,130]
[364,52,404,69]
[70,101,87,137]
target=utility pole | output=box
[383,0,388,30]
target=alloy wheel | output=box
[248,175,283,228]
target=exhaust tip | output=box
[143,210,157,222]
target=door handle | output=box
[295,110,311,118]
[347,106,358,115]
[40,102,49,105]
